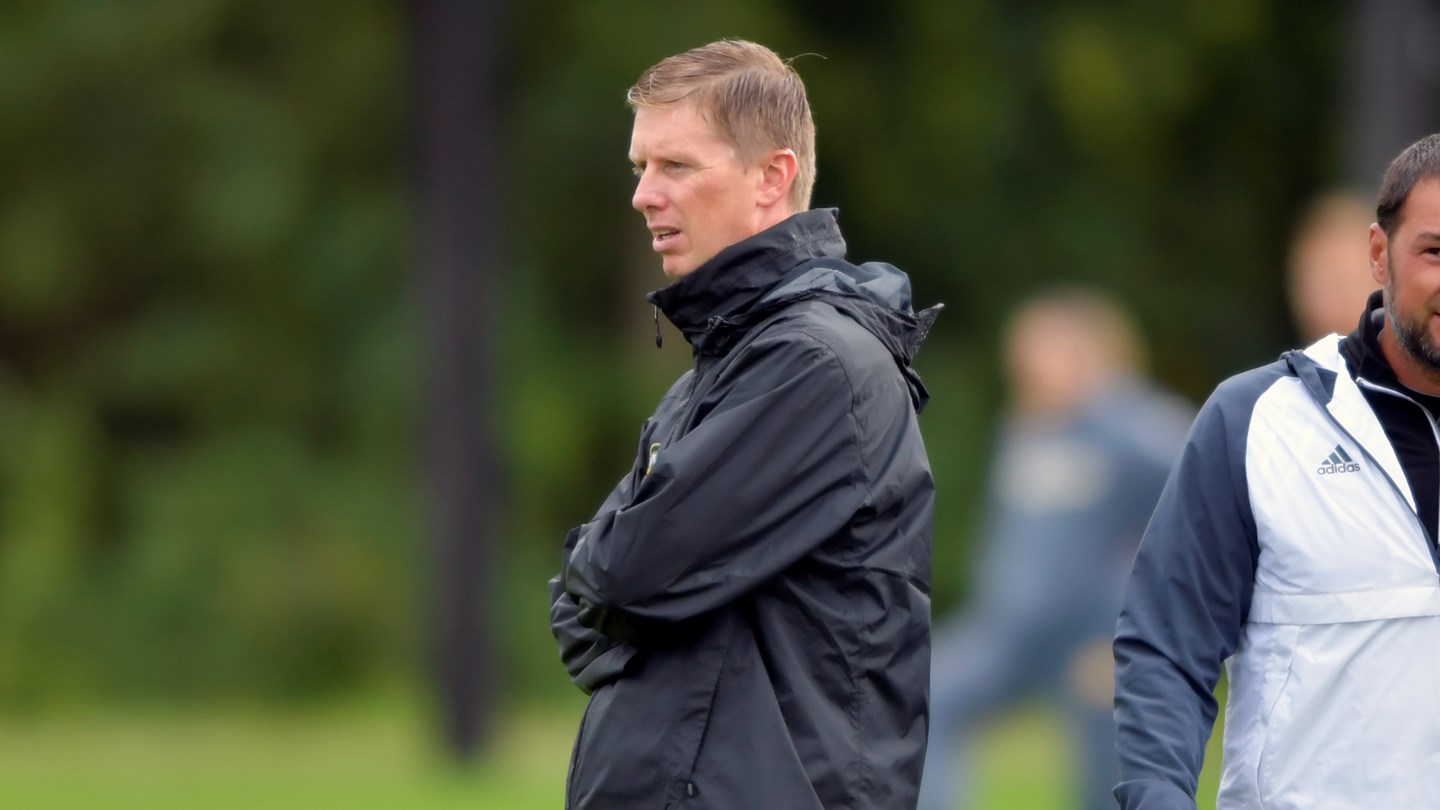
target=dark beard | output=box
[1386,276,1440,374]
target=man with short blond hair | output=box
[625,38,817,212]
[550,39,938,809]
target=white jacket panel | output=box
[1217,336,1440,809]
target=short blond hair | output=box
[1286,192,1378,340]
[627,39,816,212]
[1006,288,1148,373]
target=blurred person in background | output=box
[918,289,1193,810]
[549,40,939,809]
[1114,133,1440,808]
[1287,191,1381,341]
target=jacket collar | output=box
[1296,291,1413,512]
[1340,289,1399,389]
[646,209,847,343]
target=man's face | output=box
[1374,178,1440,381]
[1005,310,1107,416]
[629,103,765,278]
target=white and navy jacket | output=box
[1114,332,1440,809]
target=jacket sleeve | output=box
[1113,381,1261,809]
[563,329,870,646]
[549,464,645,693]
[550,528,638,693]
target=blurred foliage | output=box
[0,0,414,703]
[0,0,1356,707]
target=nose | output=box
[632,168,664,213]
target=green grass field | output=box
[0,693,1221,808]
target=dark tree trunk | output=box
[414,0,504,760]
[1343,0,1440,189]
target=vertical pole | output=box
[414,0,503,759]
[1343,0,1440,189]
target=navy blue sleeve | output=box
[1112,370,1272,809]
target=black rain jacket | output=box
[549,209,936,809]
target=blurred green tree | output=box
[0,0,416,703]
[0,0,1357,711]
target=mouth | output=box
[650,227,680,250]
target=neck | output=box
[754,205,796,235]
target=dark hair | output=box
[1376,133,1440,234]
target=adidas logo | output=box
[1316,444,1361,475]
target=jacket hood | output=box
[648,208,847,338]
[647,208,939,410]
[1284,290,1388,406]
[1338,289,1402,390]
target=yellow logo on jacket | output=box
[646,442,661,475]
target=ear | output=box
[1369,222,1389,284]
[755,148,799,210]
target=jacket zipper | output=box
[677,640,730,803]
[1349,376,1440,573]
[668,317,732,442]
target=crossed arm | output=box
[549,332,870,690]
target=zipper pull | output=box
[653,305,663,349]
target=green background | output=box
[0,0,1422,806]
